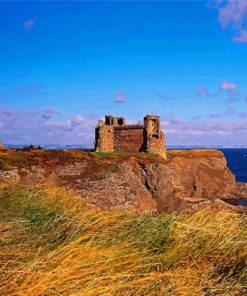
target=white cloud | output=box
[220,81,237,91]
[1,108,247,147]
[164,118,247,146]
[0,108,96,145]
[219,81,239,102]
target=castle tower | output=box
[95,117,114,152]
[95,115,126,152]
[144,115,166,157]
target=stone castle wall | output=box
[114,127,144,152]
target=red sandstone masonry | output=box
[95,115,166,157]
[114,128,144,152]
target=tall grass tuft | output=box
[0,185,246,295]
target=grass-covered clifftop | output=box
[0,148,224,170]
[0,185,247,295]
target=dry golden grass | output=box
[0,149,91,170]
[167,149,224,159]
[0,185,246,296]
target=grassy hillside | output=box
[0,185,247,296]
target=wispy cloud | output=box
[0,108,96,145]
[212,0,247,42]
[18,83,41,94]
[161,117,247,146]
[41,108,60,120]
[233,30,247,42]
[197,85,209,97]
[208,107,235,119]
[197,85,218,98]
[209,113,221,119]
[239,112,247,118]
[156,91,173,100]
[219,80,239,101]
[224,106,236,115]
[83,112,98,120]
[114,92,125,103]
[23,17,36,31]
[1,107,247,147]
[197,81,244,103]
[192,116,204,120]
[217,1,247,28]
[68,115,84,127]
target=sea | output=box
[219,148,247,183]
[4,145,247,183]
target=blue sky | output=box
[0,0,247,146]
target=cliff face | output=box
[237,182,247,199]
[134,151,237,212]
[0,149,239,213]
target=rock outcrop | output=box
[0,148,243,213]
[237,182,247,199]
[0,149,238,213]
[135,150,237,212]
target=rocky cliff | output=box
[0,149,241,213]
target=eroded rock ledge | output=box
[0,149,245,213]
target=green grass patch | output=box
[123,215,172,252]
[91,151,157,158]
[0,186,79,249]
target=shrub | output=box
[0,159,10,170]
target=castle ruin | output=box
[95,115,166,157]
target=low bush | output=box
[0,159,10,170]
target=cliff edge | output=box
[0,149,242,213]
